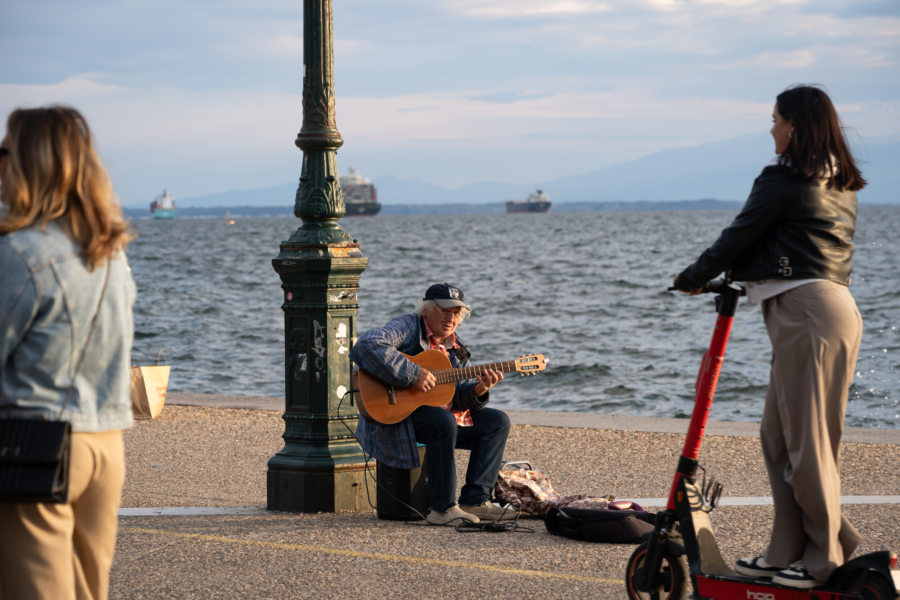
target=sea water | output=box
[128,206,899,429]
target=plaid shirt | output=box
[350,313,488,469]
[421,318,473,427]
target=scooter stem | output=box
[666,281,743,510]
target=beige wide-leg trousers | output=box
[759,280,862,582]
[0,429,125,600]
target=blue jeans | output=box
[410,406,510,512]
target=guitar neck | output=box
[433,360,519,385]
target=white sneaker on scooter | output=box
[735,555,781,578]
[772,562,821,589]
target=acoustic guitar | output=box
[353,349,548,424]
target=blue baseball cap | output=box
[423,283,470,311]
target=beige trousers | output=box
[0,429,125,600]
[760,281,862,582]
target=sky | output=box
[2,0,899,206]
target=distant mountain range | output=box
[127,133,899,214]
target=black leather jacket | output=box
[675,165,857,290]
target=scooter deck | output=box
[677,477,897,599]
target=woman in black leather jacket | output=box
[673,85,866,590]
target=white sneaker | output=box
[426,505,480,525]
[735,555,780,578]
[459,501,518,521]
[772,562,820,589]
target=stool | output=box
[376,444,429,520]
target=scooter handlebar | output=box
[668,278,746,295]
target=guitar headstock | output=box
[514,354,547,376]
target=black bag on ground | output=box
[544,506,655,544]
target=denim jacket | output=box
[350,313,488,469]
[0,221,136,432]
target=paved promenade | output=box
[110,394,900,599]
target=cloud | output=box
[0,75,303,201]
[338,87,770,143]
[733,50,817,69]
[0,76,297,149]
[446,0,612,17]
[2,0,897,200]
[229,34,303,61]
[0,76,124,104]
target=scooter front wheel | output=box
[626,542,688,600]
[860,572,898,600]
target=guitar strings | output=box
[432,355,546,385]
[434,361,516,385]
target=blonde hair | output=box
[0,105,133,269]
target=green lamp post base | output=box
[267,447,368,513]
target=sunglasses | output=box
[0,147,9,159]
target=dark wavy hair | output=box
[775,85,866,191]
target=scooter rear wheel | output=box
[626,542,688,600]
[860,572,897,600]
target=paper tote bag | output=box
[130,365,170,419]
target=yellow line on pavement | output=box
[121,526,624,585]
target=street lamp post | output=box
[267,0,369,513]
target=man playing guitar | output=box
[350,283,516,525]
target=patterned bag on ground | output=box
[492,462,615,517]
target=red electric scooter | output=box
[625,279,900,600]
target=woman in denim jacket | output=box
[0,106,136,600]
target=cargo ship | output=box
[150,189,176,219]
[505,189,551,213]
[340,167,381,216]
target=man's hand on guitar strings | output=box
[474,368,503,396]
[415,367,437,393]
